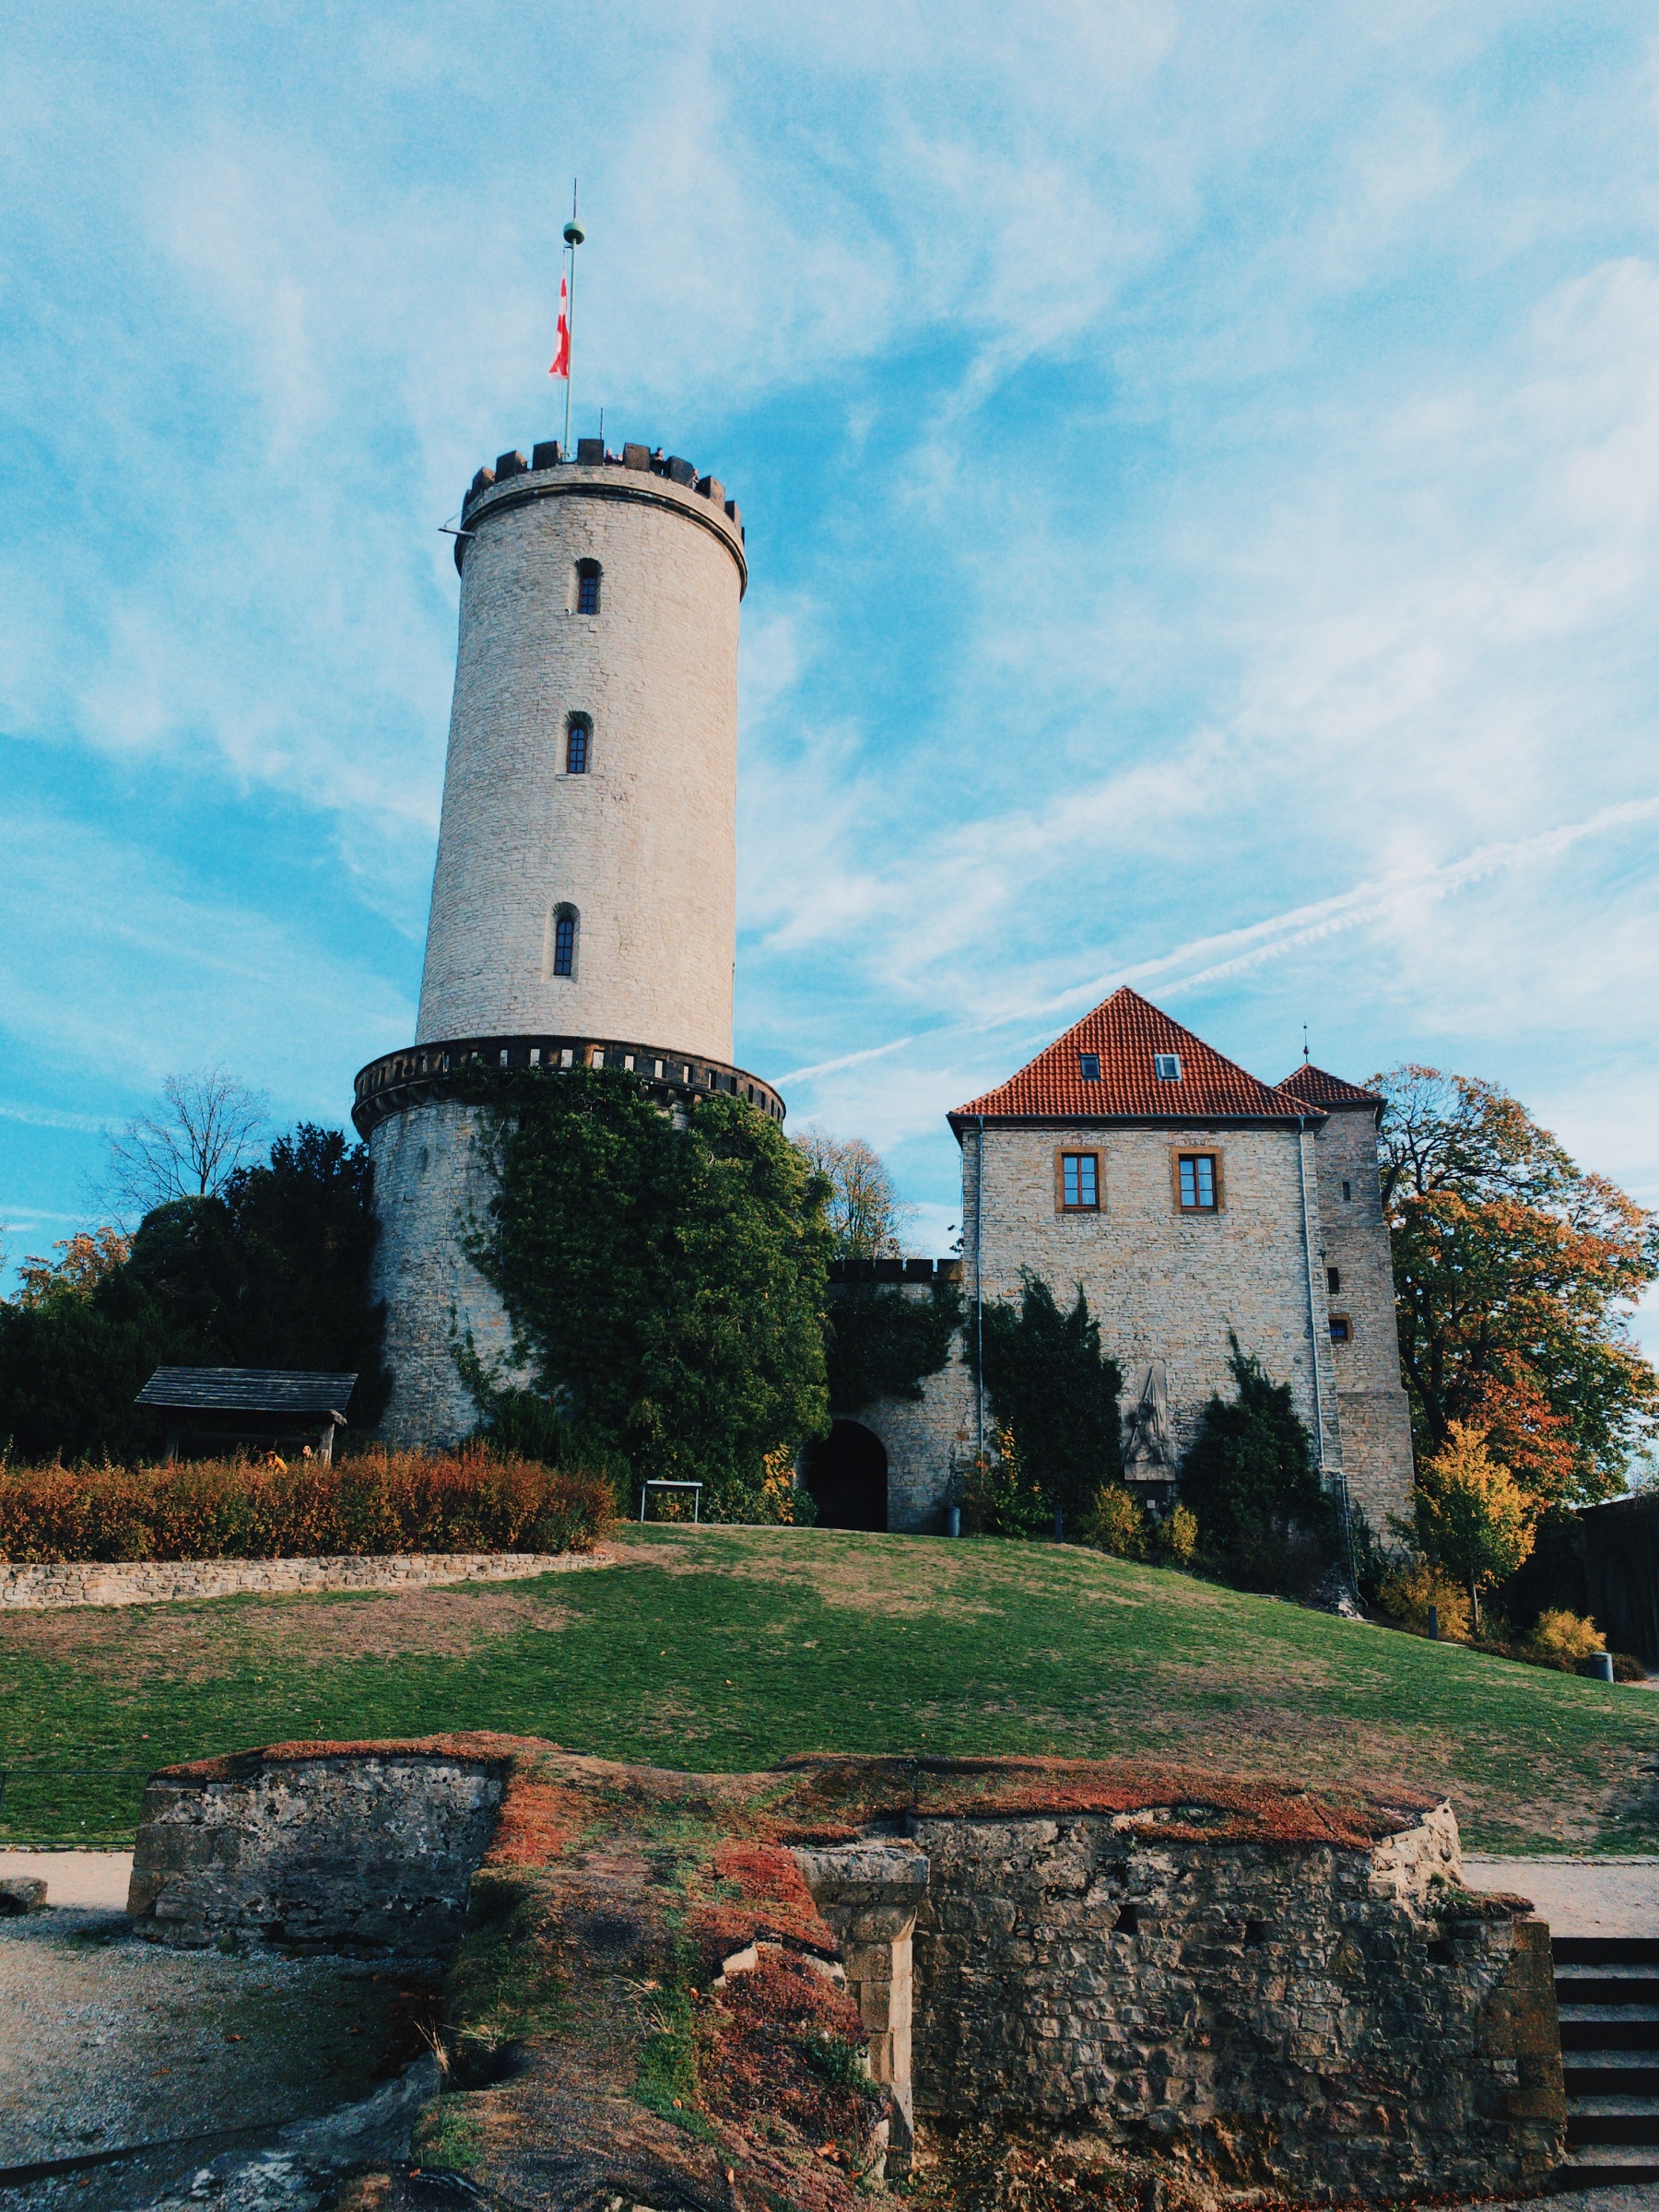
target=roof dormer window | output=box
[1078,1053,1100,1081]
[1154,1053,1182,1081]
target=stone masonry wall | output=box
[370,1094,532,1446]
[128,1751,507,1959]
[962,1121,1343,1472]
[1309,1104,1416,1532]
[909,1806,1564,2199]
[418,463,742,1065]
[0,1550,606,1610]
[835,1295,979,1534]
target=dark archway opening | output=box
[797,1420,888,1533]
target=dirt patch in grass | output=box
[0,1583,572,1677]
[612,1530,1020,1618]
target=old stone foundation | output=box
[126,1741,1565,2205]
[129,1747,507,1959]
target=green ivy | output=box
[457,1066,833,1515]
[824,1277,962,1411]
[966,1274,1124,1528]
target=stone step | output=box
[1566,2093,1659,2146]
[1559,2006,1659,2051]
[1564,2053,1659,2097]
[1557,2152,1659,2187]
[1555,1964,1659,2006]
[1554,1936,1659,1969]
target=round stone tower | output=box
[354,437,785,1446]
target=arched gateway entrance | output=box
[797,1420,888,1532]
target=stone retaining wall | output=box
[909,1806,1563,2200]
[128,1749,509,1958]
[0,1549,608,1609]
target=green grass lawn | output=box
[3,1524,1656,1853]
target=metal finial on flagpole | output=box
[561,181,584,459]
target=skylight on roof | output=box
[1078,1053,1100,1081]
[1153,1053,1182,1081]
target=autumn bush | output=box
[1375,1557,1474,1641]
[1527,1606,1606,1665]
[1077,1483,1148,1559]
[0,1443,614,1564]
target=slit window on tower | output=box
[576,559,602,614]
[552,903,578,978]
[566,717,591,774]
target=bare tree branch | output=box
[103,1066,271,1222]
[792,1125,912,1259]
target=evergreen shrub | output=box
[1179,1336,1338,1592]
[0,1444,612,1563]
[967,1276,1123,1531]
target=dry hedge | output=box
[0,1444,614,1563]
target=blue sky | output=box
[3,3,1657,1356]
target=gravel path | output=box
[0,1906,435,2212]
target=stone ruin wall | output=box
[900,1807,1562,2201]
[128,1751,506,1959]
[125,1749,1565,2202]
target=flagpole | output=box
[562,181,583,458]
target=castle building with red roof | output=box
[811,988,1414,1542]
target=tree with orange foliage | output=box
[1375,1067,1659,1504]
[15,1228,132,1308]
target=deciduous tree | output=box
[792,1128,911,1259]
[103,1066,270,1219]
[1375,1066,1659,1501]
[1412,1420,1537,1630]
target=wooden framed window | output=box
[1055,1149,1100,1212]
[575,559,602,614]
[566,717,591,773]
[1173,1149,1221,1212]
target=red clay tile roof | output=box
[1277,1062,1383,1112]
[948,987,1316,1128]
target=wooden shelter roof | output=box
[135,1368,357,1422]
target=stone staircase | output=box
[1555,1935,1659,2188]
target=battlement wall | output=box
[457,440,744,584]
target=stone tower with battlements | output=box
[355,438,783,1446]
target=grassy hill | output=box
[3,1524,1656,1851]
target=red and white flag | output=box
[548,270,571,379]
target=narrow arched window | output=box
[575,559,601,615]
[566,717,591,774]
[548,902,578,979]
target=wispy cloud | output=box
[1,2,1657,1362]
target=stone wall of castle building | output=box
[834,1317,980,1535]
[1310,1103,1417,1531]
[369,1096,531,1447]
[960,1120,1344,1476]
[417,461,744,1065]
